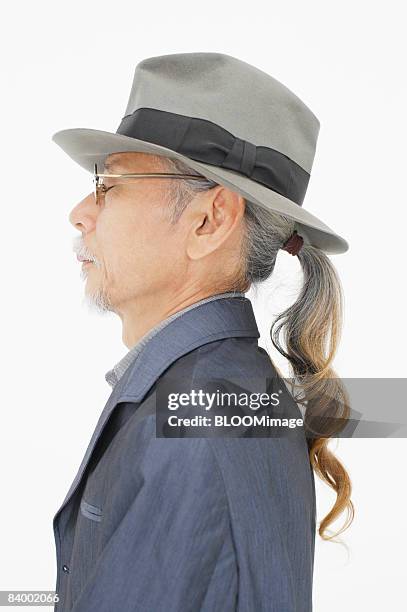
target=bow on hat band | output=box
[116,108,310,206]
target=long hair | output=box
[160,154,354,541]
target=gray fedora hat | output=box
[52,52,348,254]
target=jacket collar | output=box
[105,291,246,388]
[112,294,260,404]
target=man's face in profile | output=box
[69,152,187,316]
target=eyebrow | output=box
[103,160,123,173]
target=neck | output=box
[115,287,233,349]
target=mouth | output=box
[77,255,95,265]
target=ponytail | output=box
[271,244,354,540]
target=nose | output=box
[69,192,98,233]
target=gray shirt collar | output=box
[105,291,245,388]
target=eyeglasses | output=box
[93,162,205,207]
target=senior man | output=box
[51,52,348,612]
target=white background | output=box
[1,1,406,610]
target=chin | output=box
[82,283,115,314]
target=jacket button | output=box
[62,564,70,574]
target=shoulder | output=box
[120,409,228,508]
[161,335,277,385]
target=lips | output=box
[76,255,94,263]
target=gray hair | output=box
[163,156,296,286]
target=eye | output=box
[95,183,116,208]
[102,184,116,203]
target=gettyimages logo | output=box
[166,388,282,410]
[165,388,304,431]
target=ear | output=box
[185,185,246,260]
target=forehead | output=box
[103,152,165,173]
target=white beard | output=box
[82,286,114,314]
[80,266,115,314]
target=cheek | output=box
[95,195,181,276]
[131,227,185,288]
[95,214,134,273]
[128,226,170,272]
[130,204,173,257]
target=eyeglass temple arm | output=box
[93,163,205,180]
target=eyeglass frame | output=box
[93,162,206,206]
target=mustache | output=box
[72,235,101,267]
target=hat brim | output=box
[52,127,348,254]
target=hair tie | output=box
[281,230,304,256]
